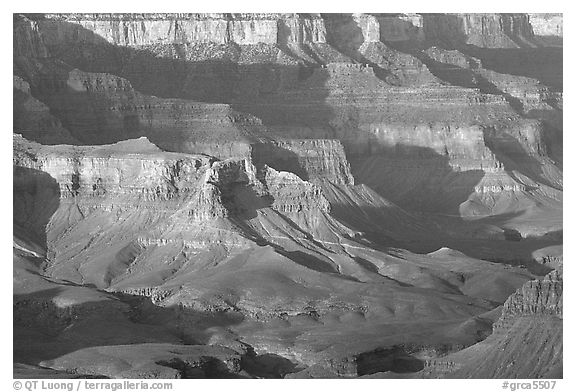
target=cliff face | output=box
[494,269,562,331]
[529,14,563,37]
[13,76,78,145]
[37,13,327,46]
[424,269,563,379]
[252,139,355,185]
[376,14,425,43]
[13,15,49,58]
[463,269,562,378]
[18,63,263,158]
[14,135,213,201]
[33,13,562,48]
[422,13,535,48]
[263,166,331,214]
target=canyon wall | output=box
[494,269,562,331]
[422,13,535,48]
[32,13,562,48]
[376,14,425,43]
[13,13,562,221]
[13,135,214,201]
[37,13,328,46]
[252,139,354,185]
[529,14,563,37]
[424,268,562,378]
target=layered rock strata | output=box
[424,269,562,378]
[422,14,535,48]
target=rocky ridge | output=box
[423,268,562,378]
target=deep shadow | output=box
[14,284,307,378]
[12,84,77,145]
[415,14,563,92]
[483,126,562,191]
[13,166,61,249]
[229,215,345,276]
[330,140,561,272]
[353,257,414,287]
[251,142,310,181]
[349,143,485,216]
[322,13,393,83]
[156,357,248,379]
[277,19,321,67]
[355,346,425,376]
[13,287,245,365]
[404,49,526,114]
[279,249,338,273]
[241,351,299,378]
[352,256,379,274]
[462,46,562,92]
[380,14,562,92]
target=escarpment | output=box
[423,268,562,379]
[529,14,563,38]
[14,135,214,201]
[39,13,329,47]
[251,139,354,185]
[15,13,561,164]
[18,66,264,158]
[493,269,562,331]
[13,13,562,379]
[13,76,78,145]
[422,14,535,48]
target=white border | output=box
[2,2,571,391]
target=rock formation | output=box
[423,268,562,378]
[13,13,562,379]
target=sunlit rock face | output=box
[494,269,562,331]
[529,14,563,37]
[36,13,331,46]
[424,269,562,379]
[13,13,562,379]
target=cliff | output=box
[14,135,214,201]
[376,14,425,43]
[35,13,327,47]
[13,15,49,58]
[493,269,562,331]
[31,13,562,49]
[422,13,535,48]
[251,139,355,185]
[529,14,563,37]
[16,65,263,157]
[13,76,78,145]
[424,269,563,378]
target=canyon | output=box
[13,13,562,379]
